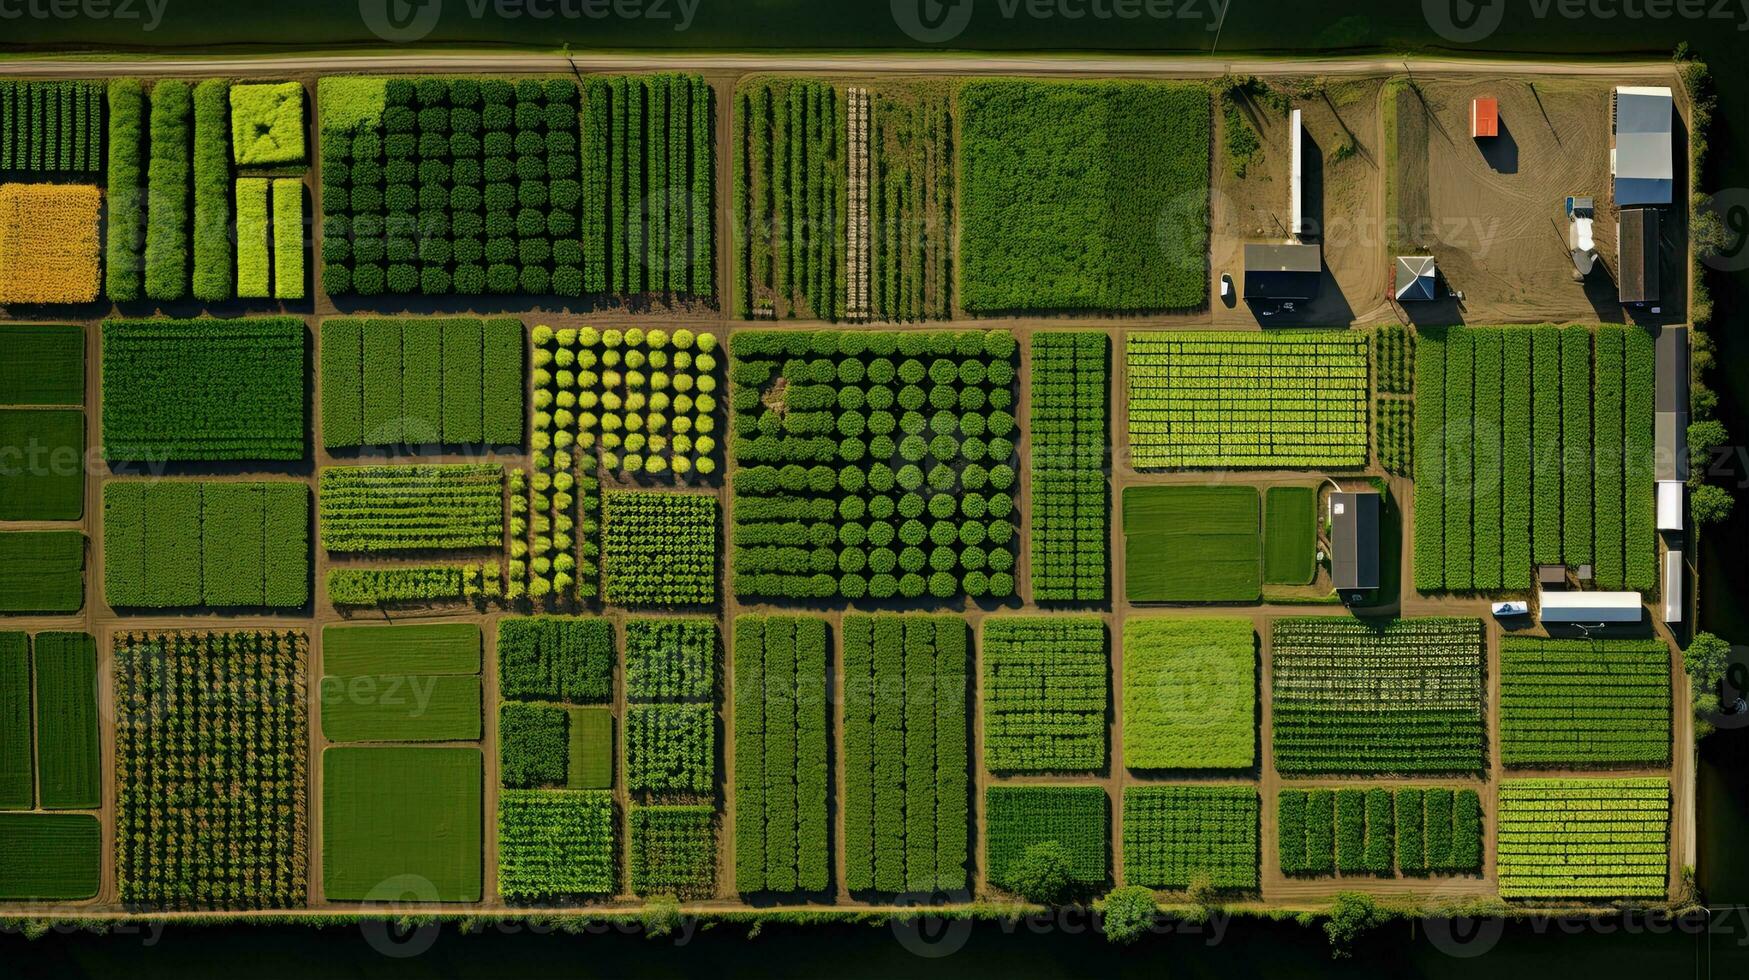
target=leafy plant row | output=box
[317,464,504,552]
[729,329,1019,602]
[326,562,502,606]
[842,614,968,893]
[734,78,844,319]
[600,490,717,605]
[733,615,830,894]
[0,80,104,172]
[1377,397,1413,476]
[498,616,614,705]
[1374,324,1415,394]
[113,630,308,909]
[1030,332,1108,601]
[982,617,1107,773]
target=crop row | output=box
[842,615,968,893]
[0,81,105,172]
[1271,618,1485,775]
[326,562,502,606]
[1377,398,1413,477]
[1375,325,1415,394]
[1127,332,1370,468]
[318,464,504,552]
[1497,778,1669,899]
[1030,332,1109,601]
[733,615,830,894]
[735,78,844,319]
[1499,637,1670,767]
[982,617,1107,773]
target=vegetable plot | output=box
[1122,617,1255,770]
[1271,618,1485,775]
[1122,785,1259,890]
[1499,637,1670,767]
[1127,332,1369,468]
[985,786,1109,891]
[1030,332,1109,601]
[497,789,614,901]
[1278,787,1481,877]
[1497,778,1669,899]
[842,615,968,893]
[601,490,717,605]
[733,615,831,894]
[103,480,309,609]
[321,317,525,448]
[318,464,504,552]
[0,81,106,173]
[982,617,1107,773]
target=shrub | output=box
[104,79,146,301]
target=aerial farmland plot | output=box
[0,48,1702,947]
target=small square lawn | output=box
[0,410,83,520]
[1122,617,1255,770]
[0,324,83,405]
[323,747,482,902]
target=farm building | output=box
[1663,552,1684,624]
[1242,243,1322,301]
[1617,207,1661,304]
[1394,256,1438,301]
[1612,86,1673,206]
[1538,590,1643,625]
[1471,97,1498,138]
[1656,326,1688,531]
[1329,491,1379,593]
[1290,107,1306,238]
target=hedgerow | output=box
[191,79,233,302]
[104,79,145,301]
[144,80,190,301]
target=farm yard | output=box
[0,57,1694,927]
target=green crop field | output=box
[0,325,82,406]
[1123,785,1259,890]
[981,617,1107,773]
[497,789,615,901]
[31,632,98,810]
[985,786,1109,892]
[733,614,830,894]
[322,623,482,675]
[1123,486,1261,602]
[321,674,482,742]
[959,80,1209,313]
[1122,618,1255,770]
[1497,778,1668,899]
[0,813,100,900]
[0,633,29,809]
[1499,638,1670,767]
[0,531,83,614]
[567,707,613,790]
[1263,486,1316,586]
[1030,332,1109,601]
[323,747,483,903]
[103,481,308,608]
[0,410,83,520]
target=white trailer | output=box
[1657,480,1684,531]
[1538,590,1642,624]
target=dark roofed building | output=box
[1330,491,1380,593]
[1243,243,1322,301]
[1618,207,1661,304]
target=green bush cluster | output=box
[321,76,582,297]
[230,82,305,166]
[0,80,105,172]
[600,490,717,605]
[729,329,1018,602]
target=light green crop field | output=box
[1122,617,1257,770]
[1263,486,1317,586]
[567,707,613,790]
[1123,486,1261,602]
[322,746,483,902]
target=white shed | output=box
[1657,480,1684,531]
[1290,108,1305,238]
[1538,590,1642,624]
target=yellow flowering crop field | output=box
[0,183,101,305]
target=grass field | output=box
[1122,618,1256,770]
[0,531,82,614]
[0,410,84,520]
[0,812,100,900]
[1123,486,1260,602]
[322,747,483,902]
[320,675,483,743]
[1263,487,1316,586]
[322,623,481,675]
[567,707,613,790]
[0,634,29,809]
[0,324,83,406]
[32,632,97,810]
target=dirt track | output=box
[0,52,1692,918]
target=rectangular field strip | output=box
[318,464,504,552]
[1127,331,1369,468]
[1497,778,1669,899]
[1499,637,1670,767]
[733,615,831,894]
[1030,332,1109,601]
[982,617,1107,773]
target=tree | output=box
[1323,892,1390,959]
[1687,632,1732,692]
[1692,484,1734,526]
[1003,841,1072,905]
[1098,886,1157,945]
[1689,419,1729,475]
